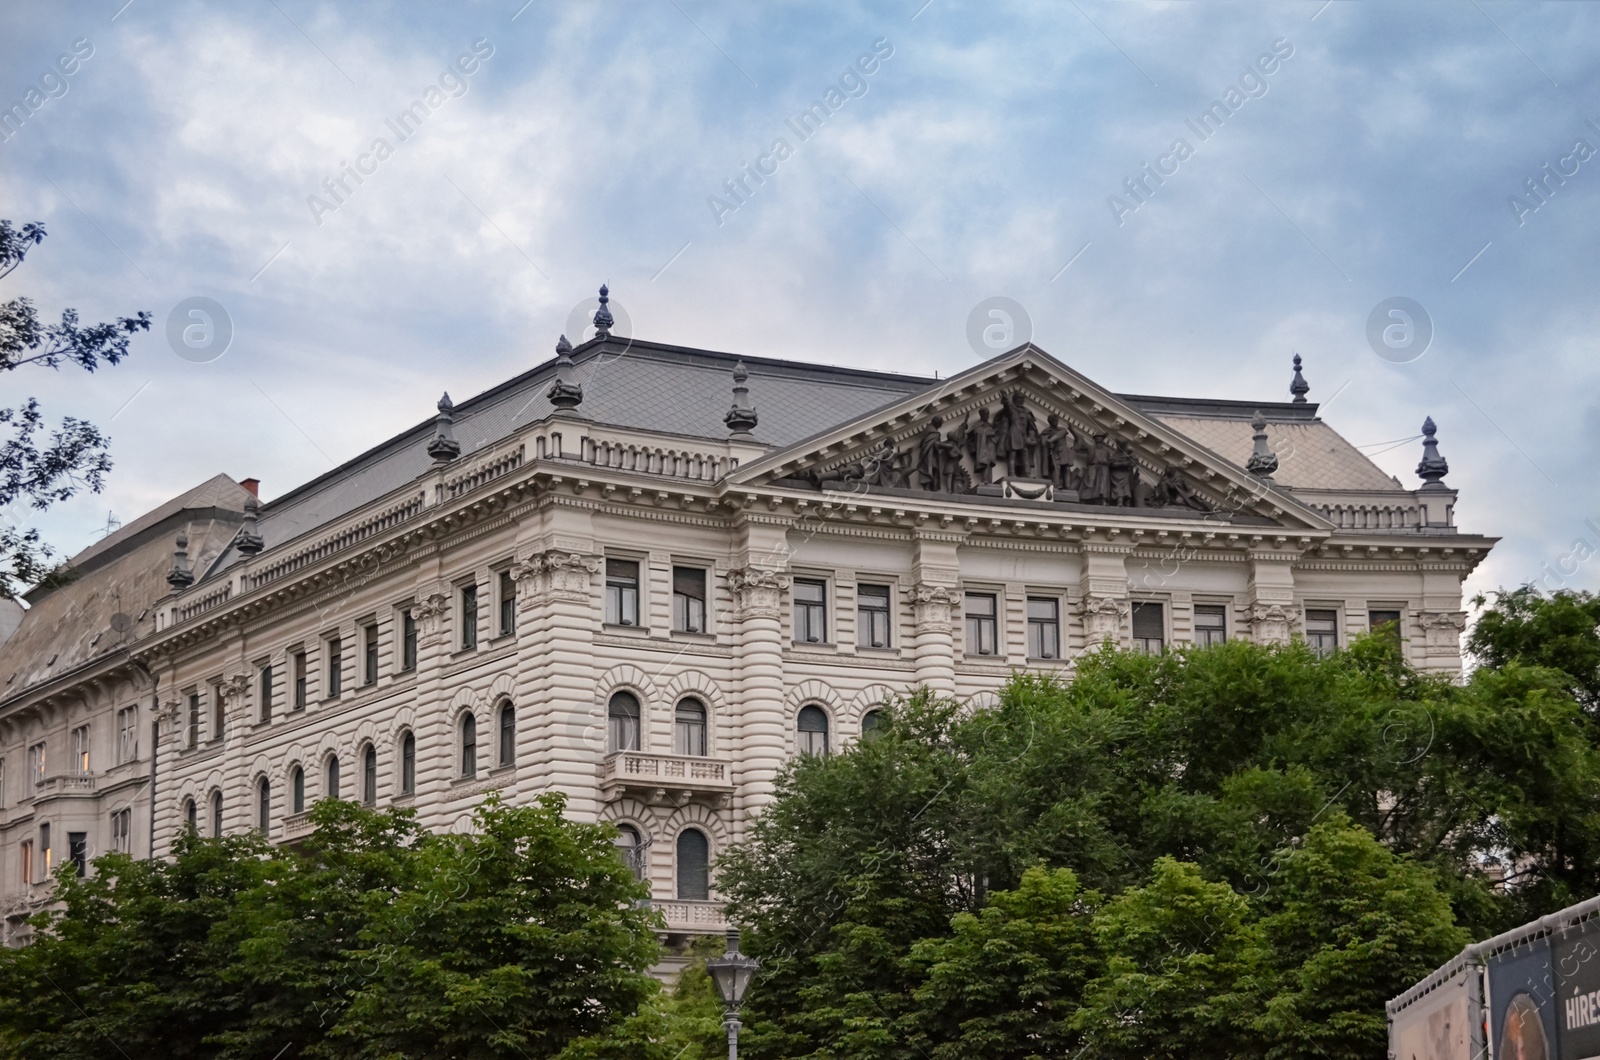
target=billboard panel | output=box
[1554,919,1600,1060]
[1392,969,1475,1060]
[1489,937,1556,1060]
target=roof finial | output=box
[547,334,584,413]
[1246,411,1279,479]
[1290,353,1310,403]
[592,283,614,339]
[427,392,462,463]
[725,359,758,438]
[1416,416,1449,490]
[234,495,264,556]
[167,531,195,592]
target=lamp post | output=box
[704,926,760,1060]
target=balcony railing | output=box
[653,899,729,933]
[35,773,96,796]
[281,811,315,841]
[601,751,733,802]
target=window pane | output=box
[401,733,415,794]
[364,625,378,683]
[292,768,304,813]
[461,716,477,777]
[259,665,273,721]
[402,611,417,671]
[673,567,707,633]
[861,709,885,738]
[327,757,340,797]
[258,781,271,832]
[1194,605,1227,647]
[858,584,891,649]
[499,704,515,766]
[1132,602,1164,654]
[794,579,827,643]
[500,571,516,635]
[674,698,707,756]
[363,746,377,806]
[1026,597,1059,659]
[606,560,641,626]
[797,705,830,756]
[615,824,646,880]
[608,692,640,752]
[1369,610,1402,641]
[461,585,478,648]
[964,593,997,656]
[676,828,710,900]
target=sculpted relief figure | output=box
[1109,441,1137,507]
[915,416,949,492]
[994,392,1038,478]
[966,407,998,483]
[1038,414,1076,489]
[1080,434,1113,504]
[1151,466,1210,511]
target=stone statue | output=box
[1081,434,1112,503]
[916,415,950,492]
[1109,441,1135,507]
[1038,414,1076,489]
[1151,466,1209,511]
[994,392,1038,478]
[939,420,971,493]
[966,408,998,483]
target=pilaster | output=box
[728,517,791,829]
[1246,551,1299,646]
[1078,543,1131,649]
[908,531,962,696]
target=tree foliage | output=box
[0,218,151,598]
[1469,586,1600,713]
[715,633,1596,1059]
[0,794,662,1060]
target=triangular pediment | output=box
[728,345,1335,530]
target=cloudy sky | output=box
[2,0,1597,602]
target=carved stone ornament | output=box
[906,584,957,633]
[727,566,791,619]
[1078,594,1130,642]
[1418,610,1467,652]
[220,674,252,719]
[514,549,602,605]
[1249,602,1300,646]
[414,591,451,644]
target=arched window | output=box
[210,791,223,837]
[257,778,271,832]
[674,698,707,757]
[183,797,197,831]
[400,731,415,795]
[362,745,377,807]
[676,827,709,900]
[460,714,477,778]
[614,823,645,881]
[861,709,886,739]
[607,692,640,753]
[498,702,515,767]
[797,705,830,757]
[326,756,340,799]
[291,767,305,814]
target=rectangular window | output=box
[20,841,31,885]
[0,758,6,808]
[117,707,138,763]
[793,578,828,643]
[460,584,479,649]
[187,692,201,745]
[327,638,343,698]
[72,725,90,775]
[1306,609,1339,657]
[211,683,225,740]
[111,809,131,854]
[401,610,417,671]
[604,560,640,626]
[293,652,307,709]
[28,742,45,793]
[857,583,891,649]
[1194,605,1228,647]
[964,593,998,656]
[1369,609,1403,643]
[363,623,379,684]
[1132,602,1164,655]
[40,824,50,876]
[68,832,86,878]
[499,571,516,636]
[259,664,273,723]
[1026,597,1060,659]
[672,567,708,633]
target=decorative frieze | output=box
[513,550,602,606]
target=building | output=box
[0,290,1495,946]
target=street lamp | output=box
[705,926,760,1060]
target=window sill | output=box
[489,763,516,776]
[670,629,716,642]
[791,640,837,651]
[855,645,899,655]
[603,623,650,637]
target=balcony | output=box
[601,751,734,805]
[653,899,729,934]
[34,773,96,798]
[281,811,315,842]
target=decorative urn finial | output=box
[1290,353,1310,404]
[1416,416,1450,490]
[592,284,614,339]
[427,392,462,463]
[167,531,195,592]
[234,495,264,556]
[725,359,758,438]
[547,333,584,412]
[1246,411,1279,478]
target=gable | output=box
[731,345,1335,531]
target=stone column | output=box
[515,547,602,821]
[727,564,790,823]
[908,531,961,696]
[1077,542,1131,650]
[410,572,455,831]
[1246,551,1299,646]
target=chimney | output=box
[240,478,260,497]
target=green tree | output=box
[1469,586,1600,713]
[0,219,151,597]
